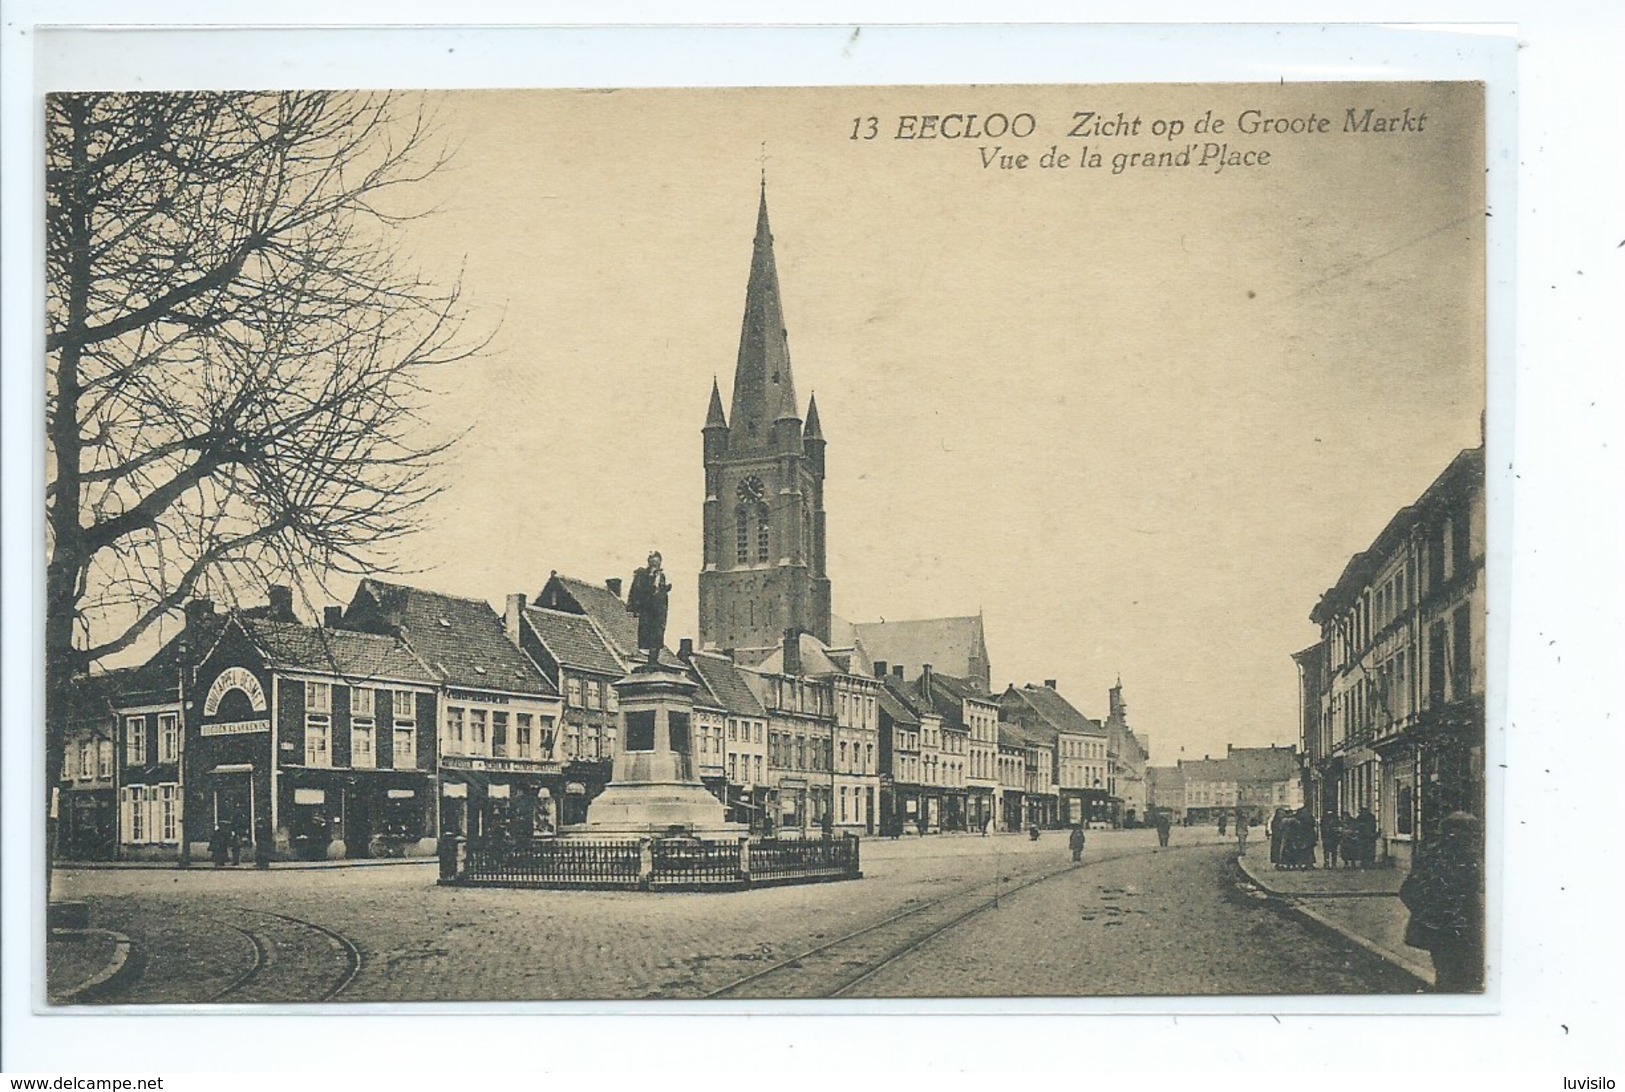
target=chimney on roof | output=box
[505,593,527,646]
[679,638,694,660]
[185,598,215,627]
[605,578,623,599]
[323,606,344,629]
[874,660,889,679]
[267,585,295,622]
[921,663,934,696]
[783,628,802,676]
[892,664,904,679]
[1044,679,1057,690]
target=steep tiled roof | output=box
[877,681,920,727]
[540,574,644,662]
[688,652,767,717]
[852,616,986,680]
[347,579,554,695]
[241,616,436,684]
[524,606,625,677]
[1000,684,1102,740]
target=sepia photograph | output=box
[41,80,1487,1005]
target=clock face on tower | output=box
[737,476,766,505]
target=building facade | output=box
[1299,445,1486,868]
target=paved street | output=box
[52,828,1414,1003]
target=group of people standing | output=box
[1260,805,1380,869]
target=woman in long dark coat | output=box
[1290,806,1318,869]
[1268,808,1288,867]
[1355,807,1379,867]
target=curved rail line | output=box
[205,919,271,1002]
[207,908,363,1003]
[705,841,1218,1000]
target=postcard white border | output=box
[2,6,1615,1081]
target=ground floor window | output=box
[121,784,180,845]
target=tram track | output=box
[706,841,1202,999]
[206,907,362,1003]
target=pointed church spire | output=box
[705,376,728,429]
[803,393,823,440]
[728,185,797,453]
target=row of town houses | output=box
[1294,443,1486,870]
[53,573,1151,862]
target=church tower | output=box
[699,187,832,653]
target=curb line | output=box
[49,927,135,1004]
[1236,855,1434,989]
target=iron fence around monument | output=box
[458,838,644,889]
[444,833,860,890]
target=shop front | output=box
[440,756,563,845]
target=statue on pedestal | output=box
[627,551,670,663]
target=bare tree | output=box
[46,92,476,775]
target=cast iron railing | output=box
[443,832,860,890]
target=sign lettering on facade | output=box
[200,719,271,737]
[204,666,267,716]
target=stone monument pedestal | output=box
[570,659,744,838]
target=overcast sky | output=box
[236,82,1484,765]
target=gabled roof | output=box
[752,630,842,677]
[877,685,916,728]
[536,573,645,663]
[343,579,554,695]
[852,615,987,681]
[62,668,140,734]
[239,615,437,684]
[523,605,626,678]
[999,683,1102,740]
[120,615,228,702]
[1227,745,1301,783]
[687,652,767,718]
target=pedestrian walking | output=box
[1321,809,1342,869]
[1339,813,1359,868]
[1355,807,1379,868]
[208,825,230,868]
[1217,811,1228,837]
[1234,810,1249,854]
[1154,810,1172,847]
[1400,810,1485,991]
[229,813,245,865]
[981,815,990,837]
[1273,810,1296,869]
[254,820,273,869]
[1068,825,1086,863]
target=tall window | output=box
[469,709,488,757]
[351,688,376,768]
[735,505,750,565]
[160,785,178,842]
[97,739,112,779]
[125,716,146,766]
[78,741,93,779]
[566,677,582,708]
[492,711,509,758]
[158,713,179,763]
[1453,606,1473,696]
[586,680,601,710]
[756,505,771,563]
[516,713,534,759]
[392,690,417,769]
[306,682,332,767]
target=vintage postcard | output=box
[43,80,1486,1004]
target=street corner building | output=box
[1295,444,1487,870]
